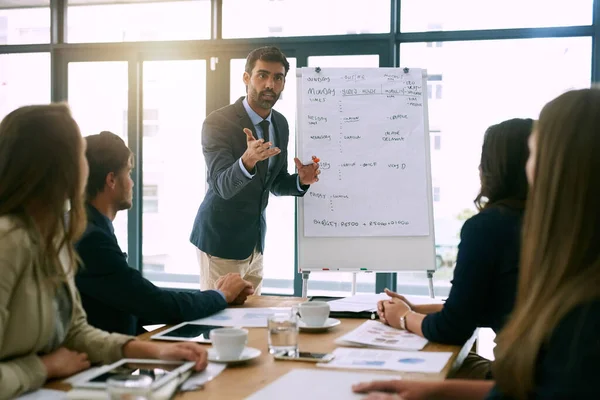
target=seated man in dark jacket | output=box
[76,131,254,336]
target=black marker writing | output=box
[308,115,328,123]
[310,135,331,140]
[314,219,337,227]
[307,76,331,83]
[308,87,335,96]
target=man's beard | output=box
[251,87,280,109]
[114,179,133,211]
[117,195,132,211]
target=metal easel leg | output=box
[302,271,310,298]
[427,270,435,298]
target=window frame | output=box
[0,0,598,297]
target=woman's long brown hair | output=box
[493,89,600,399]
[0,104,87,284]
[474,118,532,211]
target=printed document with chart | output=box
[336,320,428,351]
[189,307,291,328]
[318,347,452,373]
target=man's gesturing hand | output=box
[241,128,281,172]
[295,156,320,186]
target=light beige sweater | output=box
[0,215,133,399]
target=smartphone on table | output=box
[273,351,334,363]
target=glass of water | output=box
[268,311,299,356]
[106,374,152,400]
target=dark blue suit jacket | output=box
[76,204,228,336]
[190,97,307,260]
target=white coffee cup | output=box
[298,301,330,327]
[210,328,248,360]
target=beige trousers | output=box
[197,248,264,295]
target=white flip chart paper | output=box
[299,68,430,237]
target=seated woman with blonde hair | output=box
[0,104,208,398]
[354,89,600,399]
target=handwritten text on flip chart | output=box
[300,68,429,237]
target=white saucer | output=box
[298,318,341,332]
[208,347,261,364]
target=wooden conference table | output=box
[48,296,475,399]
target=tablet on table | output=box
[71,358,194,390]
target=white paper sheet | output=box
[336,320,428,351]
[244,369,393,400]
[15,389,67,400]
[181,362,227,391]
[189,307,292,328]
[299,67,430,237]
[328,293,389,312]
[318,347,452,373]
[327,293,444,313]
[142,324,165,332]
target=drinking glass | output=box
[106,374,152,400]
[267,310,299,356]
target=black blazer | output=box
[422,206,523,345]
[76,204,228,336]
[190,97,307,260]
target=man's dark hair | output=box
[245,46,290,76]
[85,131,132,200]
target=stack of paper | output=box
[336,320,428,351]
[318,347,452,373]
[327,293,387,313]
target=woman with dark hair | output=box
[376,118,533,378]
[354,88,600,400]
[0,104,208,399]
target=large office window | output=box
[4,0,595,300]
[67,0,211,43]
[0,53,50,121]
[68,61,129,250]
[223,0,390,38]
[0,2,50,44]
[401,0,593,32]
[398,37,592,294]
[141,60,207,288]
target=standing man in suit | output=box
[76,131,254,336]
[190,46,320,294]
